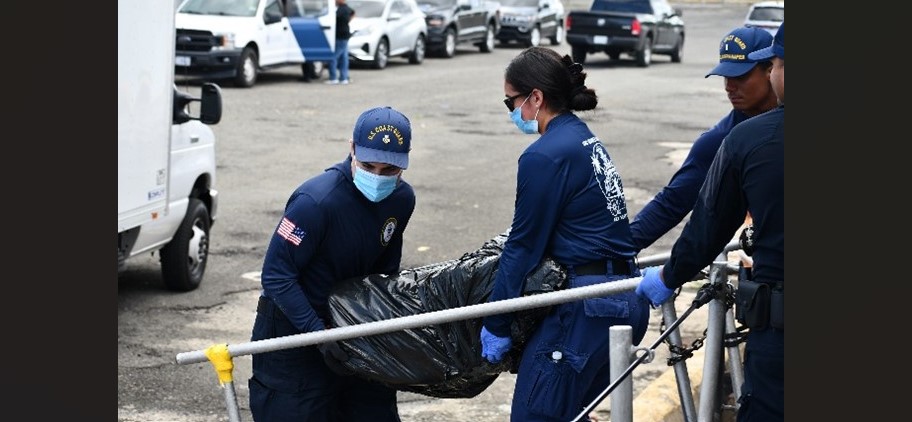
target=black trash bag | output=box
[326,232,567,398]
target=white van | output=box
[174,0,337,87]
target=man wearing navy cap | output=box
[630,26,779,252]
[248,106,414,421]
[638,23,785,421]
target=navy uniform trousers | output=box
[736,326,784,421]
[510,266,649,421]
[248,297,400,422]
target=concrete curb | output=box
[632,347,706,422]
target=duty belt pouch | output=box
[735,280,770,329]
[769,290,784,329]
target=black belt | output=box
[574,258,635,276]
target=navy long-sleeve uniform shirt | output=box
[483,113,637,337]
[630,109,752,251]
[260,156,415,333]
[663,105,784,288]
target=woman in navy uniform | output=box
[248,106,414,422]
[479,47,648,421]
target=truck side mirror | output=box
[172,82,222,125]
[199,83,222,125]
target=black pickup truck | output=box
[565,0,684,67]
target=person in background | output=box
[637,22,785,422]
[248,106,414,421]
[326,0,355,85]
[629,26,778,252]
[479,46,647,421]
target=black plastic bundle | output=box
[326,232,567,398]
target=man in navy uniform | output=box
[629,26,777,252]
[637,23,785,422]
[248,106,415,421]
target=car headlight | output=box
[353,25,377,37]
[212,32,236,51]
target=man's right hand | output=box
[636,266,675,307]
[318,341,353,376]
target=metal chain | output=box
[661,280,746,366]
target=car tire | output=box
[373,38,390,70]
[635,40,652,67]
[670,37,683,63]
[437,27,457,58]
[160,198,211,292]
[234,47,258,88]
[479,23,495,53]
[302,61,324,81]
[525,26,541,48]
[571,45,587,64]
[549,22,564,45]
[409,34,426,64]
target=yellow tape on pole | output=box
[204,343,234,385]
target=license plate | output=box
[593,35,608,45]
[175,56,191,66]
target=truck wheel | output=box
[160,198,211,292]
[373,38,390,69]
[408,35,426,64]
[549,22,564,45]
[442,27,457,58]
[234,48,258,88]
[525,26,541,48]
[635,41,652,67]
[571,45,587,64]
[479,24,495,53]
[302,61,324,81]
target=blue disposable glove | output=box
[636,266,675,307]
[480,326,512,364]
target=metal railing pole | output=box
[177,277,643,365]
[661,301,698,422]
[724,309,744,410]
[697,253,729,422]
[609,325,634,422]
[221,380,241,422]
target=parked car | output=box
[495,0,565,47]
[416,0,501,58]
[743,1,784,36]
[348,0,429,69]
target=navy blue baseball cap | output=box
[705,27,774,78]
[749,22,784,61]
[352,106,411,169]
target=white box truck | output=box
[118,0,223,291]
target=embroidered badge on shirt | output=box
[277,217,306,246]
[381,217,397,246]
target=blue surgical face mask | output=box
[353,165,399,202]
[509,94,540,134]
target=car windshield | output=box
[749,7,784,22]
[499,0,539,7]
[179,0,260,17]
[417,0,456,7]
[349,0,387,17]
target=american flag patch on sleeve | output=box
[277,217,306,246]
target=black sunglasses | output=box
[503,92,530,112]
